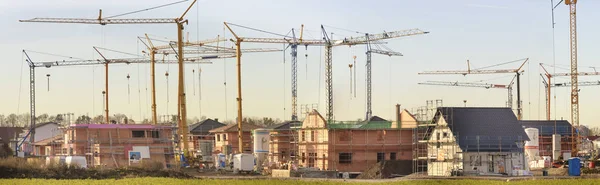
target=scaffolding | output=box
[281,108,415,177]
[412,99,443,175]
[413,106,527,176]
[57,124,176,168]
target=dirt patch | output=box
[357,160,413,179]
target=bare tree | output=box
[92,115,104,124]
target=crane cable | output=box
[105,0,190,19]
[17,52,24,115]
[127,73,131,104]
[137,39,142,120]
[283,43,286,119]
[165,55,170,116]
[196,0,201,118]
[222,25,228,120]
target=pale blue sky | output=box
[1,0,599,126]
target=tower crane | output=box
[540,63,600,120]
[223,22,429,151]
[418,76,516,109]
[223,22,427,153]
[419,58,528,120]
[364,34,404,120]
[141,35,280,125]
[20,0,198,157]
[20,49,215,155]
[223,22,325,122]
[565,0,580,157]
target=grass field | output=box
[0,178,598,185]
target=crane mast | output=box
[291,29,298,121]
[365,34,372,120]
[20,0,199,157]
[565,0,579,156]
[321,25,334,123]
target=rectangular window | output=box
[308,153,316,167]
[377,152,385,162]
[132,131,145,138]
[223,134,227,141]
[390,152,397,160]
[488,155,494,172]
[62,148,67,154]
[302,152,306,163]
[339,153,352,164]
[310,131,315,141]
[436,133,440,140]
[149,131,159,138]
[469,155,481,166]
[217,134,221,141]
[301,131,306,141]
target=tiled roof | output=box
[436,107,528,152]
[520,120,573,136]
[327,115,393,130]
[209,122,262,133]
[189,119,226,135]
[265,121,301,130]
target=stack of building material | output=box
[356,160,413,179]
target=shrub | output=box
[0,157,191,179]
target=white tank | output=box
[552,134,561,161]
[524,128,539,160]
[253,129,270,153]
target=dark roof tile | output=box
[436,107,528,152]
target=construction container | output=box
[233,153,255,172]
[524,128,539,160]
[253,129,270,153]
[568,158,581,176]
[215,153,226,169]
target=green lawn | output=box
[0,178,597,185]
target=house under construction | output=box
[286,108,415,175]
[419,107,528,176]
[63,124,175,168]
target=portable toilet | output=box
[568,158,581,176]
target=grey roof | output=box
[188,119,226,135]
[435,107,528,153]
[368,116,387,122]
[265,121,301,130]
[520,120,573,136]
[35,122,58,128]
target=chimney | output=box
[396,104,401,129]
[215,118,219,122]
